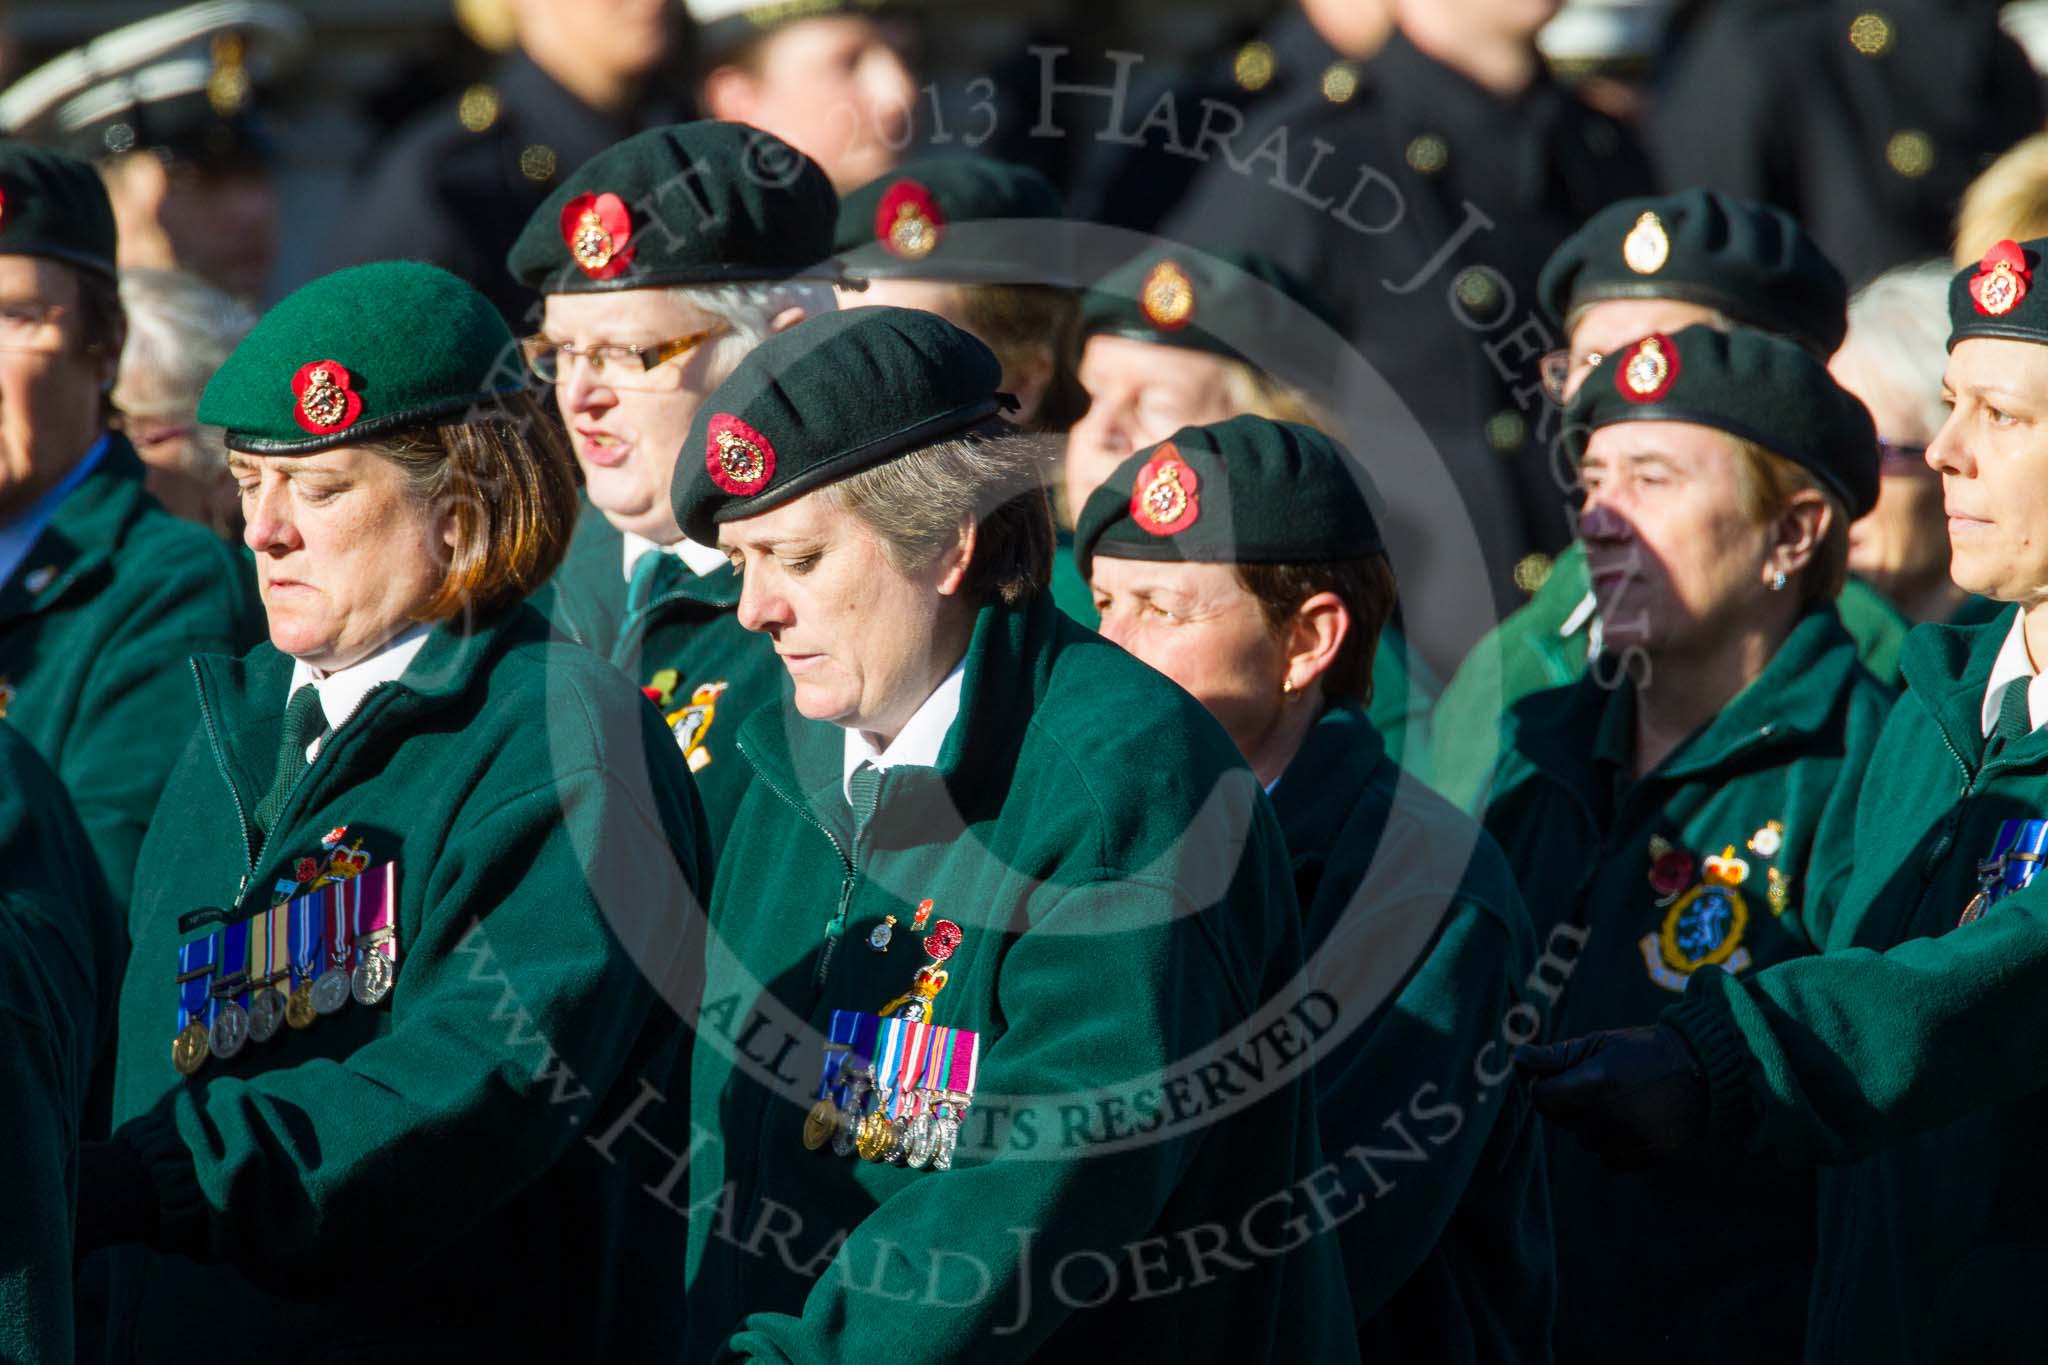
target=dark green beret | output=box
[1948,237,2048,349]
[1078,247,1334,364]
[197,261,523,455]
[507,122,841,295]
[1537,188,1847,355]
[1073,415,1384,579]
[834,156,1066,283]
[1566,324,1878,518]
[672,306,1012,545]
[688,0,896,63]
[0,143,115,277]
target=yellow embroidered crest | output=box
[1640,844,1753,992]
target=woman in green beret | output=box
[1064,246,1436,766]
[1523,235,2048,1365]
[0,725,121,1365]
[832,155,1088,434]
[1490,323,1892,1364]
[669,307,1354,1361]
[1077,414,1551,1362]
[78,262,710,1359]
[1430,187,1910,812]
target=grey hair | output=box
[114,267,256,408]
[823,429,1059,607]
[1840,259,1954,438]
[669,279,837,384]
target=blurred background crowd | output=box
[7,0,2048,676]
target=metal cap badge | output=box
[1970,239,2030,317]
[291,359,361,435]
[1616,333,1679,402]
[1140,259,1196,331]
[1131,444,1202,535]
[1622,211,1669,275]
[706,412,776,496]
[561,191,635,280]
[876,178,943,260]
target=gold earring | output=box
[1281,677,1296,696]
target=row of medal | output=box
[172,860,402,1076]
[804,1009,982,1170]
[1960,818,2048,925]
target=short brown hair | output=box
[826,430,1056,608]
[371,391,580,620]
[1732,438,1850,606]
[1234,554,1398,705]
[957,283,1088,434]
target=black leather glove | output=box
[76,1137,160,1256]
[1514,1024,1709,1171]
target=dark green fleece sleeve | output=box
[0,1012,73,1365]
[1666,891,2048,1166]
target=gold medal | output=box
[803,1099,840,1151]
[172,1020,209,1076]
[286,981,317,1029]
[855,1111,898,1163]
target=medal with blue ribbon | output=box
[209,919,254,1061]
[172,933,219,1075]
[808,1009,980,1169]
[286,889,327,1030]
[1961,819,2048,925]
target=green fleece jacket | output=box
[0,437,261,903]
[1482,606,1891,1364]
[1431,542,1909,811]
[99,606,710,1363]
[682,594,1358,1363]
[1666,605,2048,1365]
[536,497,779,851]
[0,724,123,1365]
[1271,704,1551,1364]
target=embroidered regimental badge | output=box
[1640,844,1753,992]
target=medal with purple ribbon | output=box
[346,862,399,1006]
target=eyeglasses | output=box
[518,323,728,388]
[1538,347,1603,406]
[1878,438,1931,472]
[0,300,66,355]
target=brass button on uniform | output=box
[519,143,558,182]
[1848,11,1893,57]
[1235,42,1275,93]
[1886,129,1934,178]
[1406,134,1449,175]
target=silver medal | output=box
[311,968,351,1015]
[351,951,394,1007]
[209,1001,249,1060]
[902,1113,937,1169]
[247,988,287,1043]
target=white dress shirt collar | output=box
[622,529,731,581]
[288,624,433,759]
[1980,609,2048,738]
[841,661,967,801]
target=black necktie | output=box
[254,685,326,835]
